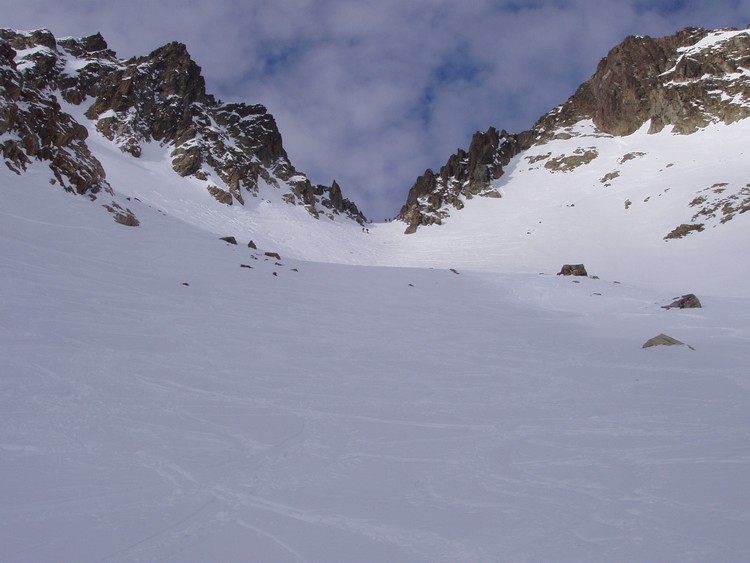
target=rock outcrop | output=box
[0,30,110,196]
[398,128,522,234]
[533,27,750,140]
[0,28,366,226]
[397,27,750,233]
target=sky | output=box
[3,0,750,220]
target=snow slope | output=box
[371,119,750,298]
[2,128,750,561]
[75,103,750,298]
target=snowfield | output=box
[2,118,750,561]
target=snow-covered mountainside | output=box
[2,26,750,562]
[398,26,750,238]
[0,29,365,229]
[3,131,750,563]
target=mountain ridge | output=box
[0,28,366,226]
[397,26,750,233]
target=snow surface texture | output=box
[2,115,750,560]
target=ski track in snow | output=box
[1,119,750,561]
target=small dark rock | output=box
[220,236,237,245]
[449,268,460,275]
[182,282,190,286]
[265,251,281,260]
[248,240,257,249]
[240,264,252,269]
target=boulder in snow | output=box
[662,293,702,309]
[642,333,695,350]
[557,264,588,276]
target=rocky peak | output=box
[1,28,366,226]
[57,33,112,59]
[85,40,207,151]
[532,26,750,140]
[397,127,521,233]
[398,26,750,233]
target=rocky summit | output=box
[397,27,750,233]
[0,29,365,226]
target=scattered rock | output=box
[207,186,233,205]
[220,236,238,245]
[449,268,460,275]
[112,209,140,227]
[272,271,278,276]
[544,148,598,172]
[665,223,704,240]
[264,251,281,260]
[181,282,190,286]
[290,268,298,272]
[662,293,702,309]
[247,240,257,249]
[240,264,252,269]
[642,333,695,350]
[558,264,588,276]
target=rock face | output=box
[398,127,522,234]
[536,27,750,140]
[0,28,366,226]
[0,30,110,196]
[398,27,750,233]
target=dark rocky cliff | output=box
[0,29,365,225]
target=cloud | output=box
[2,0,749,220]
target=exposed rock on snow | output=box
[642,333,695,349]
[662,293,702,309]
[557,264,589,276]
[665,222,705,239]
